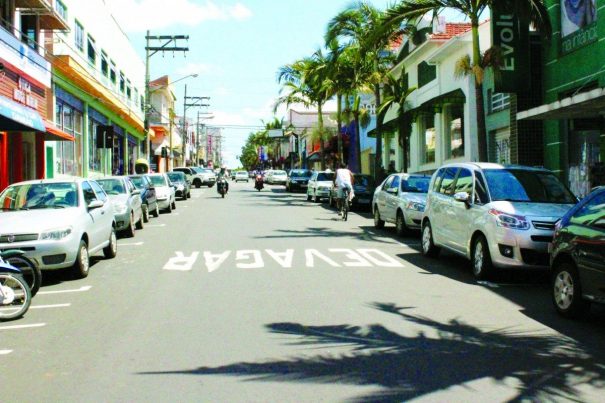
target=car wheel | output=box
[135,212,144,230]
[373,208,385,229]
[103,228,117,259]
[125,212,136,238]
[166,201,172,213]
[142,204,150,223]
[395,211,408,236]
[552,262,589,318]
[72,240,90,279]
[307,192,312,201]
[314,191,320,203]
[472,235,493,280]
[152,203,160,217]
[421,221,440,258]
[181,193,187,201]
[194,180,201,189]
[172,199,176,210]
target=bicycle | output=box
[0,252,32,321]
[340,186,351,222]
[1,250,41,297]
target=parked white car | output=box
[147,173,176,213]
[0,178,117,278]
[96,176,144,238]
[307,170,335,203]
[372,173,431,235]
[421,163,577,279]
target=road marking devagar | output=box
[0,349,13,355]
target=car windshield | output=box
[273,171,287,176]
[401,176,430,193]
[291,170,312,178]
[167,173,185,182]
[191,167,204,174]
[317,173,335,181]
[203,169,214,174]
[483,169,577,204]
[97,179,126,195]
[148,175,167,187]
[354,176,374,187]
[0,182,78,211]
[236,172,247,176]
[129,176,145,189]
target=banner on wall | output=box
[561,0,598,54]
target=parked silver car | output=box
[96,177,144,238]
[421,163,577,279]
[0,178,117,278]
[372,173,431,235]
[147,173,176,213]
[307,171,335,203]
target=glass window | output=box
[82,181,97,204]
[20,15,38,49]
[55,0,67,20]
[96,179,125,195]
[447,105,464,159]
[432,169,445,192]
[75,21,84,52]
[89,181,107,202]
[382,175,395,190]
[390,175,401,192]
[423,114,436,164]
[119,72,125,93]
[317,173,335,181]
[439,168,458,196]
[101,51,109,77]
[570,192,605,227]
[474,174,489,204]
[87,35,96,65]
[55,102,63,127]
[484,169,577,204]
[491,92,510,112]
[401,176,430,193]
[110,60,117,84]
[126,79,132,99]
[63,104,73,132]
[148,175,167,187]
[453,168,473,196]
[129,176,145,189]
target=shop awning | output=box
[518,87,605,120]
[43,120,74,141]
[0,96,45,132]
[307,151,321,162]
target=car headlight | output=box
[406,201,426,212]
[488,209,530,230]
[40,226,72,241]
[113,203,128,215]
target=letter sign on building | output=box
[491,3,530,93]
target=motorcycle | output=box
[0,251,32,321]
[254,174,264,192]
[217,178,228,198]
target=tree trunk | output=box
[374,84,383,180]
[471,20,488,162]
[399,116,408,173]
[318,103,326,170]
[355,113,361,173]
[336,94,343,164]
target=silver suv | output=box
[421,163,577,279]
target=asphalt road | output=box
[2,181,605,402]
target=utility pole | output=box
[196,111,214,166]
[182,86,209,165]
[144,32,189,165]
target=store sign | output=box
[13,78,38,109]
[561,0,598,55]
[490,3,530,93]
[0,27,51,88]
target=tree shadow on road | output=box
[138,302,605,402]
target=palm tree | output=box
[326,2,405,178]
[378,72,416,172]
[382,0,551,162]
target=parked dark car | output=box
[128,174,159,222]
[329,174,376,210]
[550,186,605,318]
[167,171,191,200]
[286,169,312,192]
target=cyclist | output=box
[334,162,354,216]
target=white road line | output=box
[0,349,13,355]
[0,323,46,331]
[166,212,180,216]
[37,285,92,295]
[30,303,72,309]
[118,241,144,246]
[146,223,166,227]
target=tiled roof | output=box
[430,22,472,40]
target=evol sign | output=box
[491,3,530,93]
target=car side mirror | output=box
[387,188,398,194]
[453,192,471,208]
[88,200,104,210]
[132,189,141,196]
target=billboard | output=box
[561,0,598,54]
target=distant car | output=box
[234,171,249,182]
[421,163,577,280]
[197,167,217,187]
[307,171,335,203]
[167,171,191,200]
[330,174,376,210]
[147,173,176,213]
[267,170,288,185]
[96,176,144,238]
[286,169,312,192]
[0,178,117,278]
[550,186,605,318]
[128,174,159,222]
[372,173,431,235]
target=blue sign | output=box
[0,96,45,132]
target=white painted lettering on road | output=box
[0,349,12,355]
[37,286,92,295]
[163,251,199,271]
[203,251,231,272]
[0,323,46,331]
[236,250,264,269]
[266,249,294,268]
[329,248,372,267]
[357,249,404,267]
[305,249,341,268]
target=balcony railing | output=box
[16,0,69,30]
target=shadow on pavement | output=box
[139,302,605,402]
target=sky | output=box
[102,0,403,168]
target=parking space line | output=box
[30,303,72,309]
[0,349,13,355]
[37,285,92,295]
[118,241,144,246]
[0,323,46,331]
[146,223,166,227]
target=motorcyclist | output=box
[217,165,229,194]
